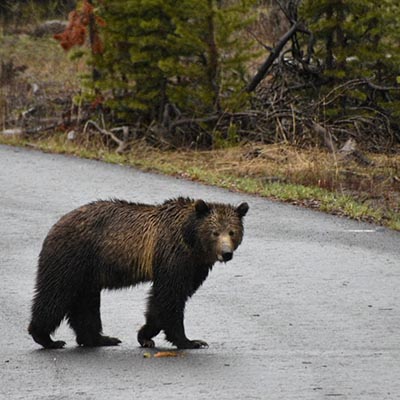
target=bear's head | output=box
[184,199,249,264]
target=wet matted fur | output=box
[28,197,249,349]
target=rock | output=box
[31,83,40,95]
[338,138,373,166]
[1,128,24,136]
[67,130,76,141]
[21,108,37,119]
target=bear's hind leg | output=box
[68,289,121,347]
[28,322,66,349]
[29,296,67,349]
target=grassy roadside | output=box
[1,132,399,231]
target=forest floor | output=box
[1,33,400,230]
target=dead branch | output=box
[246,21,301,92]
[83,120,129,153]
[338,138,373,166]
[169,115,220,130]
[362,79,400,92]
[307,121,336,153]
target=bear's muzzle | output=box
[217,237,234,262]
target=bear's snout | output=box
[221,251,233,262]
[217,238,234,262]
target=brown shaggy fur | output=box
[28,197,248,349]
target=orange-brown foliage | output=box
[91,30,104,54]
[90,94,105,109]
[54,0,105,54]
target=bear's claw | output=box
[177,339,209,349]
[78,335,121,347]
[97,335,122,346]
[48,340,66,349]
[140,339,155,348]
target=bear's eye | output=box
[212,231,220,237]
[229,230,235,237]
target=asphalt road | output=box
[1,144,399,400]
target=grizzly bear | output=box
[28,197,248,349]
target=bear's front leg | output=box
[163,310,209,349]
[140,285,208,349]
[137,316,160,348]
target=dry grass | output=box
[117,142,400,212]
[0,34,85,129]
[131,143,400,225]
[0,34,83,88]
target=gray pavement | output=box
[0,144,399,399]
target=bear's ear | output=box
[194,199,210,215]
[236,202,249,217]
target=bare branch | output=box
[246,21,301,93]
[307,121,336,153]
[83,120,129,153]
[362,79,400,92]
[246,28,273,51]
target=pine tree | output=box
[299,0,400,119]
[300,0,400,82]
[87,0,255,123]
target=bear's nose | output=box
[222,251,233,262]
